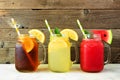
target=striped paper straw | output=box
[11,18,20,36]
[77,19,87,39]
[45,19,53,36]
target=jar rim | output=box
[83,34,101,40]
[18,34,35,38]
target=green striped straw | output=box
[45,19,53,36]
[77,19,87,39]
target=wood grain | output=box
[0,10,120,29]
[0,0,119,9]
[111,48,120,63]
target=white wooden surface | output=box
[0,64,120,80]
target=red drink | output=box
[15,34,39,72]
[80,35,104,72]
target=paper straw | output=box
[77,19,87,39]
[45,19,53,36]
[11,18,20,36]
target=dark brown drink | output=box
[15,34,39,72]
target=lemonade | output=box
[45,20,78,72]
[48,29,78,72]
[48,34,72,72]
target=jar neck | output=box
[18,34,29,37]
[83,34,101,41]
[50,34,64,41]
[18,34,35,38]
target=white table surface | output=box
[0,64,120,80]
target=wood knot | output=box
[84,9,89,15]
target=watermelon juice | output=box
[80,34,104,72]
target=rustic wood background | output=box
[0,0,120,64]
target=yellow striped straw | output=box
[45,19,53,36]
[77,19,87,39]
[11,18,20,36]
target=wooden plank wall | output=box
[0,0,120,64]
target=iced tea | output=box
[15,34,39,72]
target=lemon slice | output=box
[60,29,78,41]
[28,29,45,43]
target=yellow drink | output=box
[48,34,72,72]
